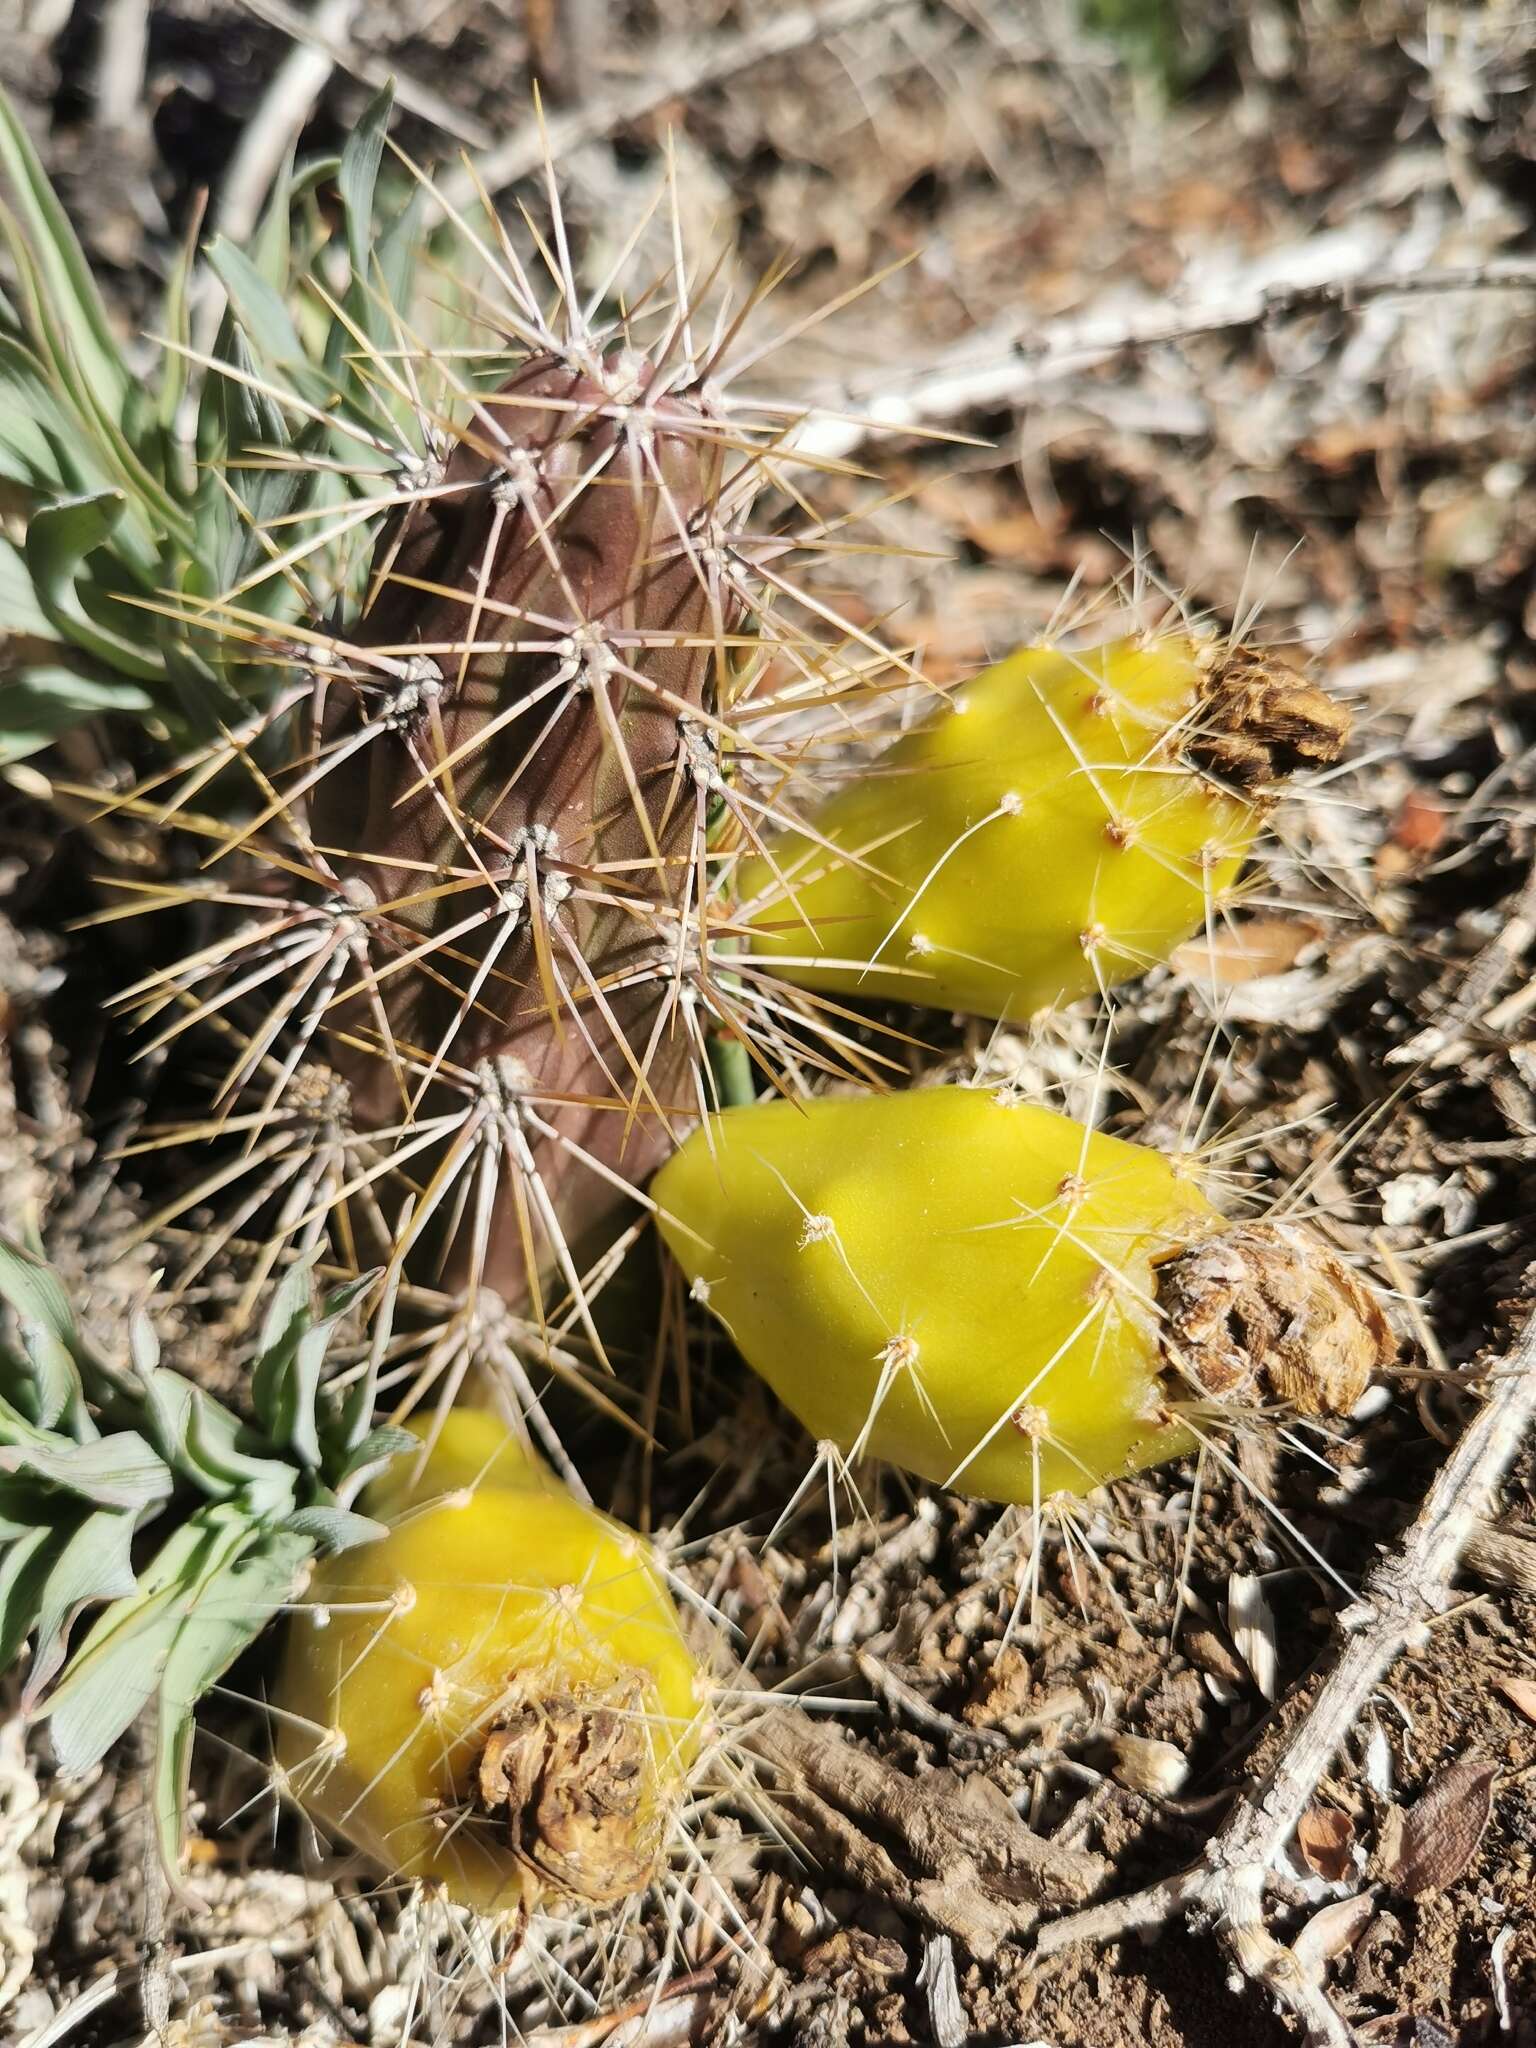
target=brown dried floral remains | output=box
[1188,646,1352,790]
[474,1672,659,1905]
[1154,1219,1396,1417]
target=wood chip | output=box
[1296,1804,1355,1882]
[1227,1573,1278,1700]
[1378,1755,1498,1899]
[1391,787,1448,855]
[1464,1520,1536,1595]
[1108,1733,1189,1798]
[1293,1889,1377,1983]
[1492,1674,1536,1725]
[1184,1624,1248,1688]
[1171,916,1322,985]
[919,1933,966,2048]
[1491,1923,1515,2032]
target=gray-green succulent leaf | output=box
[0,78,440,766]
[0,1235,396,1872]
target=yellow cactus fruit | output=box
[275,1410,703,1915]
[654,1088,1392,1505]
[738,634,1348,1018]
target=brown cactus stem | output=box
[308,354,742,1304]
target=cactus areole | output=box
[309,354,741,1299]
[654,1089,1394,1504]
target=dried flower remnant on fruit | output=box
[275,1411,701,1914]
[1187,645,1352,789]
[656,1087,1397,1505]
[476,1674,655,1905]
[1155,1221,1395,1417]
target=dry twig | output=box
[236,0,492,146]
[1034,1292,1536,2045]
[745,1705,1107,1958]
[1463,1517,1536,1594]
[1387,853,1536,1069]
[789,257,1536,464]
[519,1975,718,2046]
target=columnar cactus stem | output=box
[302,356,747,1304]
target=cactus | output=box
[290,350,744,1309]
[273,1406,703,1914]
[0,82,1380,1969]
[735,632,1349,1020]
[653,1087,1392,1505]
[0,1239,410,1872]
